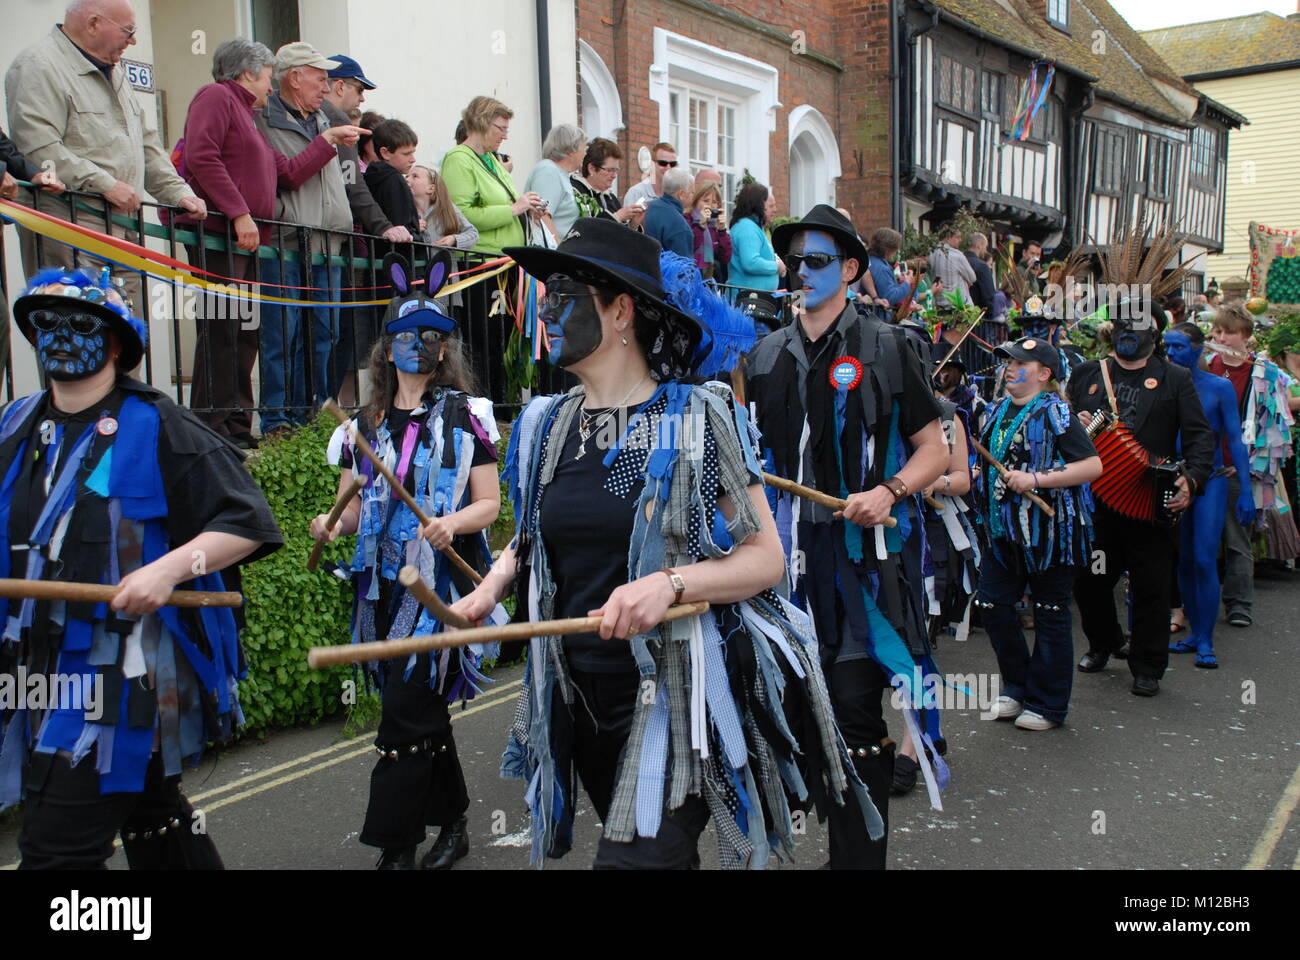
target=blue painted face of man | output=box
[33,311,111,381]
[790,230,847,311]
[541,276,605,367]
[390,329,442,375]
[1163,330,1200,371]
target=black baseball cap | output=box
[996,336,1061,380]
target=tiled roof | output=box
[928,0,1195,125]
[1142,13,1300,78]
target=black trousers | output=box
[18,750,222,870]
[184,245,259,442]
[1073,505,1177,679]
[559,667,710,870]
[360,652,469,849]
[823,657,893,870]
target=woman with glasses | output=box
[571,137,645,227]
[309,253,503,870]
[440,96,545,254]
[727,182,786,298]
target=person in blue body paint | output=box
[1163,323,1255,668]
[1,268,282,869]
[310,253,501,870]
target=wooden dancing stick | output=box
[762,472,899,528]
[307,475,367,572]
[322,400,483,585]
[969,437,1056,518]
[931,310,986,381]
[306,601,712,668]
[0,579,242,608]
[398,565,474,629]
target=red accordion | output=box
[1085,411,1182,524]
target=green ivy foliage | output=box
[238,414,356,737]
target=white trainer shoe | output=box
[992,696,1023,720]
[1014,709,1059,731]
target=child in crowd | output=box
[407,164,479,250]
[364,119,422,244]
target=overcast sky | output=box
[1109,0,1296,30]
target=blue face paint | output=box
[541,278,603,367]
[1163,331,1201,371]
[391,332,440,374]
[795,231,844,311]
[37,319,108,381]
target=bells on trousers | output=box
[122,816,182,842]
[374,737,449,761]
[849,745,883,758]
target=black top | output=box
[988,398,1096,468]
[363,161,421,236]
[1066,355,1215,493]
[339,396,499,491]
[964,251,996,310]
[0,126,39,181]
[540,405,644,674]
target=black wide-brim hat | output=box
[14,270,147,372]
[771,204,870,284]
[931,339,967,372]
[504,218,703,366]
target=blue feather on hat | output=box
[658,251,755,378]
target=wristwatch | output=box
[661,568,686,606]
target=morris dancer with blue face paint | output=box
[748,205,949,868]
[1,268,282,869]
[976,338,1101,730]
[449,219,879,869]
[310,253,502,870]
[1162,323,1254,667]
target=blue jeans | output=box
[977,543,1078,723]
[257,257,340,431]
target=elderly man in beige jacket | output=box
[5,0,206,318]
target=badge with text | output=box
[96,416,118,437]
[829,356,864,390]
[1144,377,1158,390]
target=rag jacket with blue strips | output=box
[500,380,881,869]
[0,379,281,804]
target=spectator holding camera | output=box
[685,181,731,280]
[525,123,586,239]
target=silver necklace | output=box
[576,378,648,460]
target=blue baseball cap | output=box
[327,55,376,89]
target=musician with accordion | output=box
[1066,296,1215,698]
[974,337,1101,732]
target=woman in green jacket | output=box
[440,96,545,254]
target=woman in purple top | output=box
[177,39,362,446]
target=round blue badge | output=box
[829,356,864,390]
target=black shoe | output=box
[1078,651,1109,673]
[891,754,919,795]
[376,845,416,870]
[1131,676,1160,697]
[1112,642,1130,660]
[420,817,468,870]
[1227,610,1252,628]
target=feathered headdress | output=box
[658,251,755,378]
[1096,213,1199,301]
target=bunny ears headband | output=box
[382,251,457,335]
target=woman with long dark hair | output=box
[309,252,502,870]
[727,181,786,294]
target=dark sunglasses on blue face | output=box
[391,330,444,345]
[28,310,107,335]
[784,252,843,272]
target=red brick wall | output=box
[576,0,843,222]
[832,0,894,233]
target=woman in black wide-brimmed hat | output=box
[449,218,882,869]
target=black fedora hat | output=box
[771,204,870,283]
[504,218,703,372]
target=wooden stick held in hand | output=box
[398,565,473,629]
[969,437,1056,518]
[0,579,242,608]
[307,475,367,572]
[322,400,483,585]
[762,472,899,528]
[307,601,711,668]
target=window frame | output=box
[1188,126,1219,191]
[1046,0,1070,32]
[1146,136,1174,201]
[1092,126,1128,197]
[667,81,741,214]
[935,53,979,120]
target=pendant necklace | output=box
[576,377,649,460]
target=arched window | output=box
[787,105,840,217]
[579,40,624,140]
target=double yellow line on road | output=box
[1245,761,1300,870]
[0,678,522,870]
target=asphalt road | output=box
[3,566,1299,871]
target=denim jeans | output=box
[979,543,1078,723]
[257,257,341,432]
[1221,475,1254,615]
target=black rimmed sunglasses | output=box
[784,252,844,272]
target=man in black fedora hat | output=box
[745,205,949,868]
[1,268,281,869]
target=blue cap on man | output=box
[327,54,376,89]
